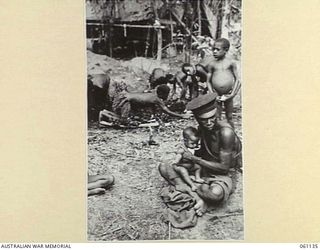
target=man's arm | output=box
[156,99,192,119]
[183,127,235,174]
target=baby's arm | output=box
[169,147,184,165]
[172,150,183,164]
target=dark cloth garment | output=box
[160,185,197,229]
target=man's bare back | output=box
[125,91,159,105]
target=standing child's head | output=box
[212,38,230,60]
[182,127,200,149]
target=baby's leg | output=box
[194,164,204,183]
[225,98,234,128]
[174,166,198,191]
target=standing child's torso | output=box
[209,58,235,95]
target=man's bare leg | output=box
[194,165,205,183]
[159,162,207,216]
[197,183,224,202]
[174,166,198,191]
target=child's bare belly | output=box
[210,70,234,95]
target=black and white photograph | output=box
[86,0,243,241]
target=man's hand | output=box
[181,113,193,119]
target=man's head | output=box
[181,63,195,76]
[156,84,170,100]
[165,73,175,84]
[186,93,218,130]
[212,38,230,60]
[182,127,200,149]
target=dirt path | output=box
[87,110,243,241]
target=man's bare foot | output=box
[175,184,193,196]
[194,199,207,216]
[191,185,198,191]
[195,178,205,183]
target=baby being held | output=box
[173,126,205,191]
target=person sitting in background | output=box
[110,84,192,124]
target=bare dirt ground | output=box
[87,52,243,241]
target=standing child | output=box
[172,127,205,191]
[206,38,241,127]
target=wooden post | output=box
[169,12,173,43]
[152,1,162,61]
[198,0,201,36]
[144,28,151,57]
[108,20,113,58]
[156,28,162,61]
[169,10,198,43]
[184,1,192,63]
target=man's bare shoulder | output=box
[217,121,235,147]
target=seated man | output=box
[112,84,192,124]
[159,93,241,215]
[88,175,115,196]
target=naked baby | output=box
[206,38,241,127]
[172,127,205,191]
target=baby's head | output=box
[212,38,230,59]
[182,127,200,149]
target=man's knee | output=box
[198,183,224,202]
[210,184,224,200]
[158,163,167,177]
